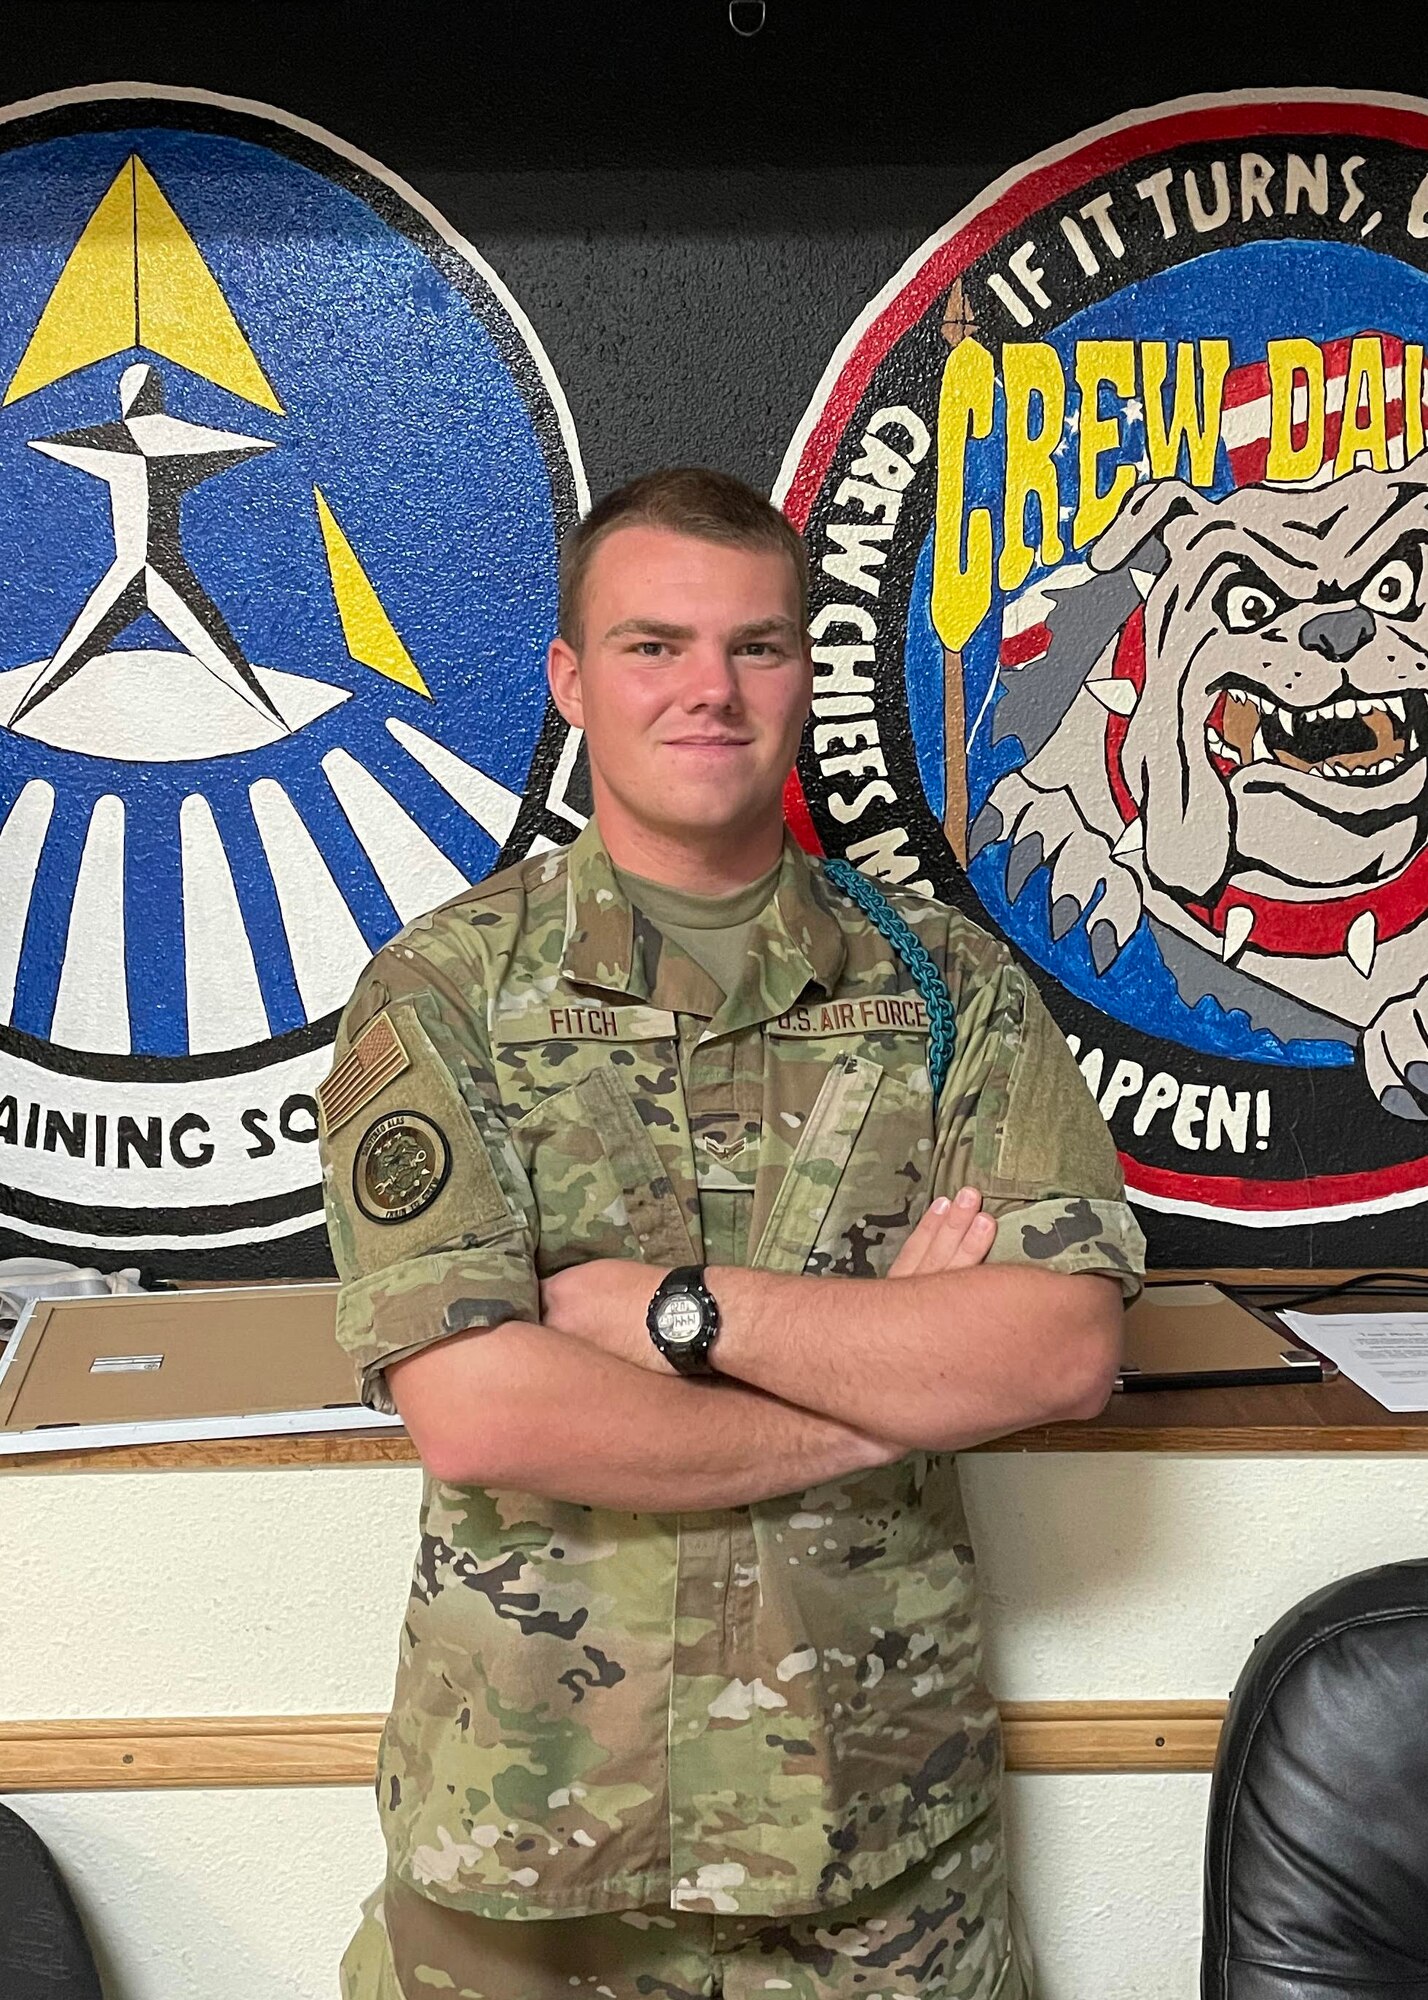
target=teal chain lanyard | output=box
[822,858,957,1099]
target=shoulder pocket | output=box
[320,999,524,1280]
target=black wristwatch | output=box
[646,1266,721,1375]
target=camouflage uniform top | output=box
[318,819,1145,1923]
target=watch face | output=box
[656,1293,705,1346]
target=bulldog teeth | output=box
[1088,676,1138,715]
[1274,696,1400,722]
[1347,910,1378,978]
[1222,905,1254,963]
[1314,753,1410,780]
[1112,817,1144,856]
[1227,688,1419,772]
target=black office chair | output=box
[0,1803,102,1998]
[1202,1556,1428,1998]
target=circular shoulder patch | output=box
[353,1112,451,1224]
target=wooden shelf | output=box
[0,1429,422,1476]
[6,1372,1425,1473]
[985,1376,1428,1453]
[6,1271,1426,1471]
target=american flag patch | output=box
[317,1010,410,1135]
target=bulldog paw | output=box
[972,772,1144,972]
[1364,988,1428,1120]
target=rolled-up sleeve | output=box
[931,953,1145,1299]
[334,1240,539,1415]
[318,968,537,1413]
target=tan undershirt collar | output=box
[613,860,782,1003]
[612,860,782,933]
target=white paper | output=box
[1279,1310,1428,1412]
[0,1404,403,1457]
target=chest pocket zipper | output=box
[751,1054,883,1275]
[570,1064,700,1267]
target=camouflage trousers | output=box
[339,1800,1030,1999]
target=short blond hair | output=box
[558,466,810,645]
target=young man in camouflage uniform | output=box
[321,469,1145,2000]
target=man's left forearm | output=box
[705,1262,1123,1450]
[538,1199,1126,1451]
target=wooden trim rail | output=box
[0,1714,383,1792]
[0,1702,1228,1792]
[1000,1700,1226,1773]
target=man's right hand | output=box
[889,1189,996,1278]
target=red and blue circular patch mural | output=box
[780,92,1428,1261]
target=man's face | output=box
[547,524,812,853]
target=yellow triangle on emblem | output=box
[132,158,282,412]
[314,488,431,698]
[4,155,283,412]
[3,162,136,403]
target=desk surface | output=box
[5,1271,1427,1471]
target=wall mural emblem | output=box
[780,92,1428,1260]
[0,87,585,1275]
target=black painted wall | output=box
[10,1,1428,1273]
[19,0,1428,503]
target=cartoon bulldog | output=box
[972,460,1428,1118]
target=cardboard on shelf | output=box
[0,1284,400,1454]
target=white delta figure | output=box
[9,360,282,734]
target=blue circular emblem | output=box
[0,88,585,1273]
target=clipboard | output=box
[1116,1282,1329,1393]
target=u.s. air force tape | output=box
[353,1111,451,1224]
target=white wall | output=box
[962,1453,1428,1699]
[1004,1773,1210,2000]
[0,1466,420,1718]
[19,1789,385,2000]
[5,1453,1428,1998]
